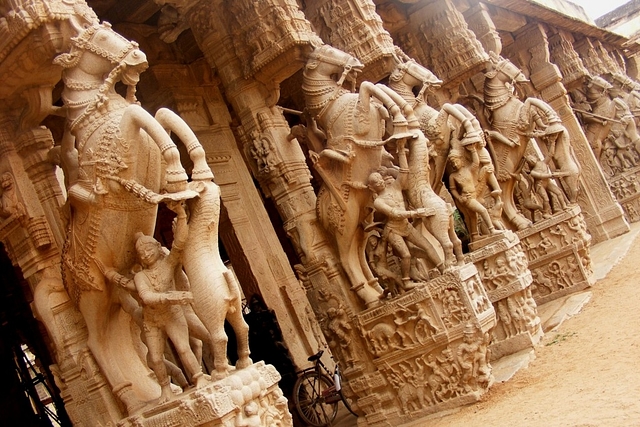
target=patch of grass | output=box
[545,331,577,346]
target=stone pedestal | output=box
[465,231,542,361]
[517,205,595,305]
[351,264,496,426]
[608,166,640,223]
[116,363,291,427]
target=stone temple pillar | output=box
[503,23,629,244]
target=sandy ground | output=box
[335,224,640,427]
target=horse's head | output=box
[390,58,442,98]
[54,22,148,86]
[485,52,528,85]
[586,75,611,99]
[305,45,363,88]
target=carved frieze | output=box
[353,264,495,422]
[465,231,541,360]
[517,206,594,305]
[609,167,640,223]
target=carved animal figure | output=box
[183,180,252,378]
[302,45,413,307]
[54,23,212,412]
[366,322,397,356]
[480,53,565,230]
[386,56,471,264]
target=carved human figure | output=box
[409,303,440,342]
[424,353,448,402]
[479,53,565,230]
[506,296,526,334]
[524,155,568,217]
[531,118,580,204]
[546,261,571,290]
[577,76,616,162]
[369,140,444,286]
[550,224,569,247]
[365,231,404,298]
[448,148,501,239]
[303,44,417,307]
[494,256,517,287]
[236,401,262,427]
[55,23,212,411]
[481,260,499,290]
[537,231,555,257]
[437,348,463,399]
[382,54,466,269]
[0,172,26,220]
[513,171,543,221]
[393,309,417,346]
[457,325,482,392]
[441,289,468,327]
[133,202,206,403]
[496,299,516,338]
[325,307,356,367]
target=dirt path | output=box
[418,231,640,427]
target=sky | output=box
[570,0,631,20]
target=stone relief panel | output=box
[517,206,593,305]
[353,265,495,420]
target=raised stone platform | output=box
[117,362,291,427]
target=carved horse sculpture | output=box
[386,55,497,259]
[303,45,418,307]
[478,53,566,231]
[183,179,252,379]
[54,22,246,413]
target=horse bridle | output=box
[71,22,139,65]
[309,46,361,87]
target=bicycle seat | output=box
[308,350,324,362]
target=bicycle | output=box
[293,350,358,426]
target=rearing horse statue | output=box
[386,55,494,259]
[54,22,218,413]
[303,45,417,308]
[479,53,567,230]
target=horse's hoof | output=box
[212,370,228,381]
[236,357,253,370]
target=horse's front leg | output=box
[120,104,188,191]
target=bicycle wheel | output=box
[340,390,358,417]
[293,372,338,426]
